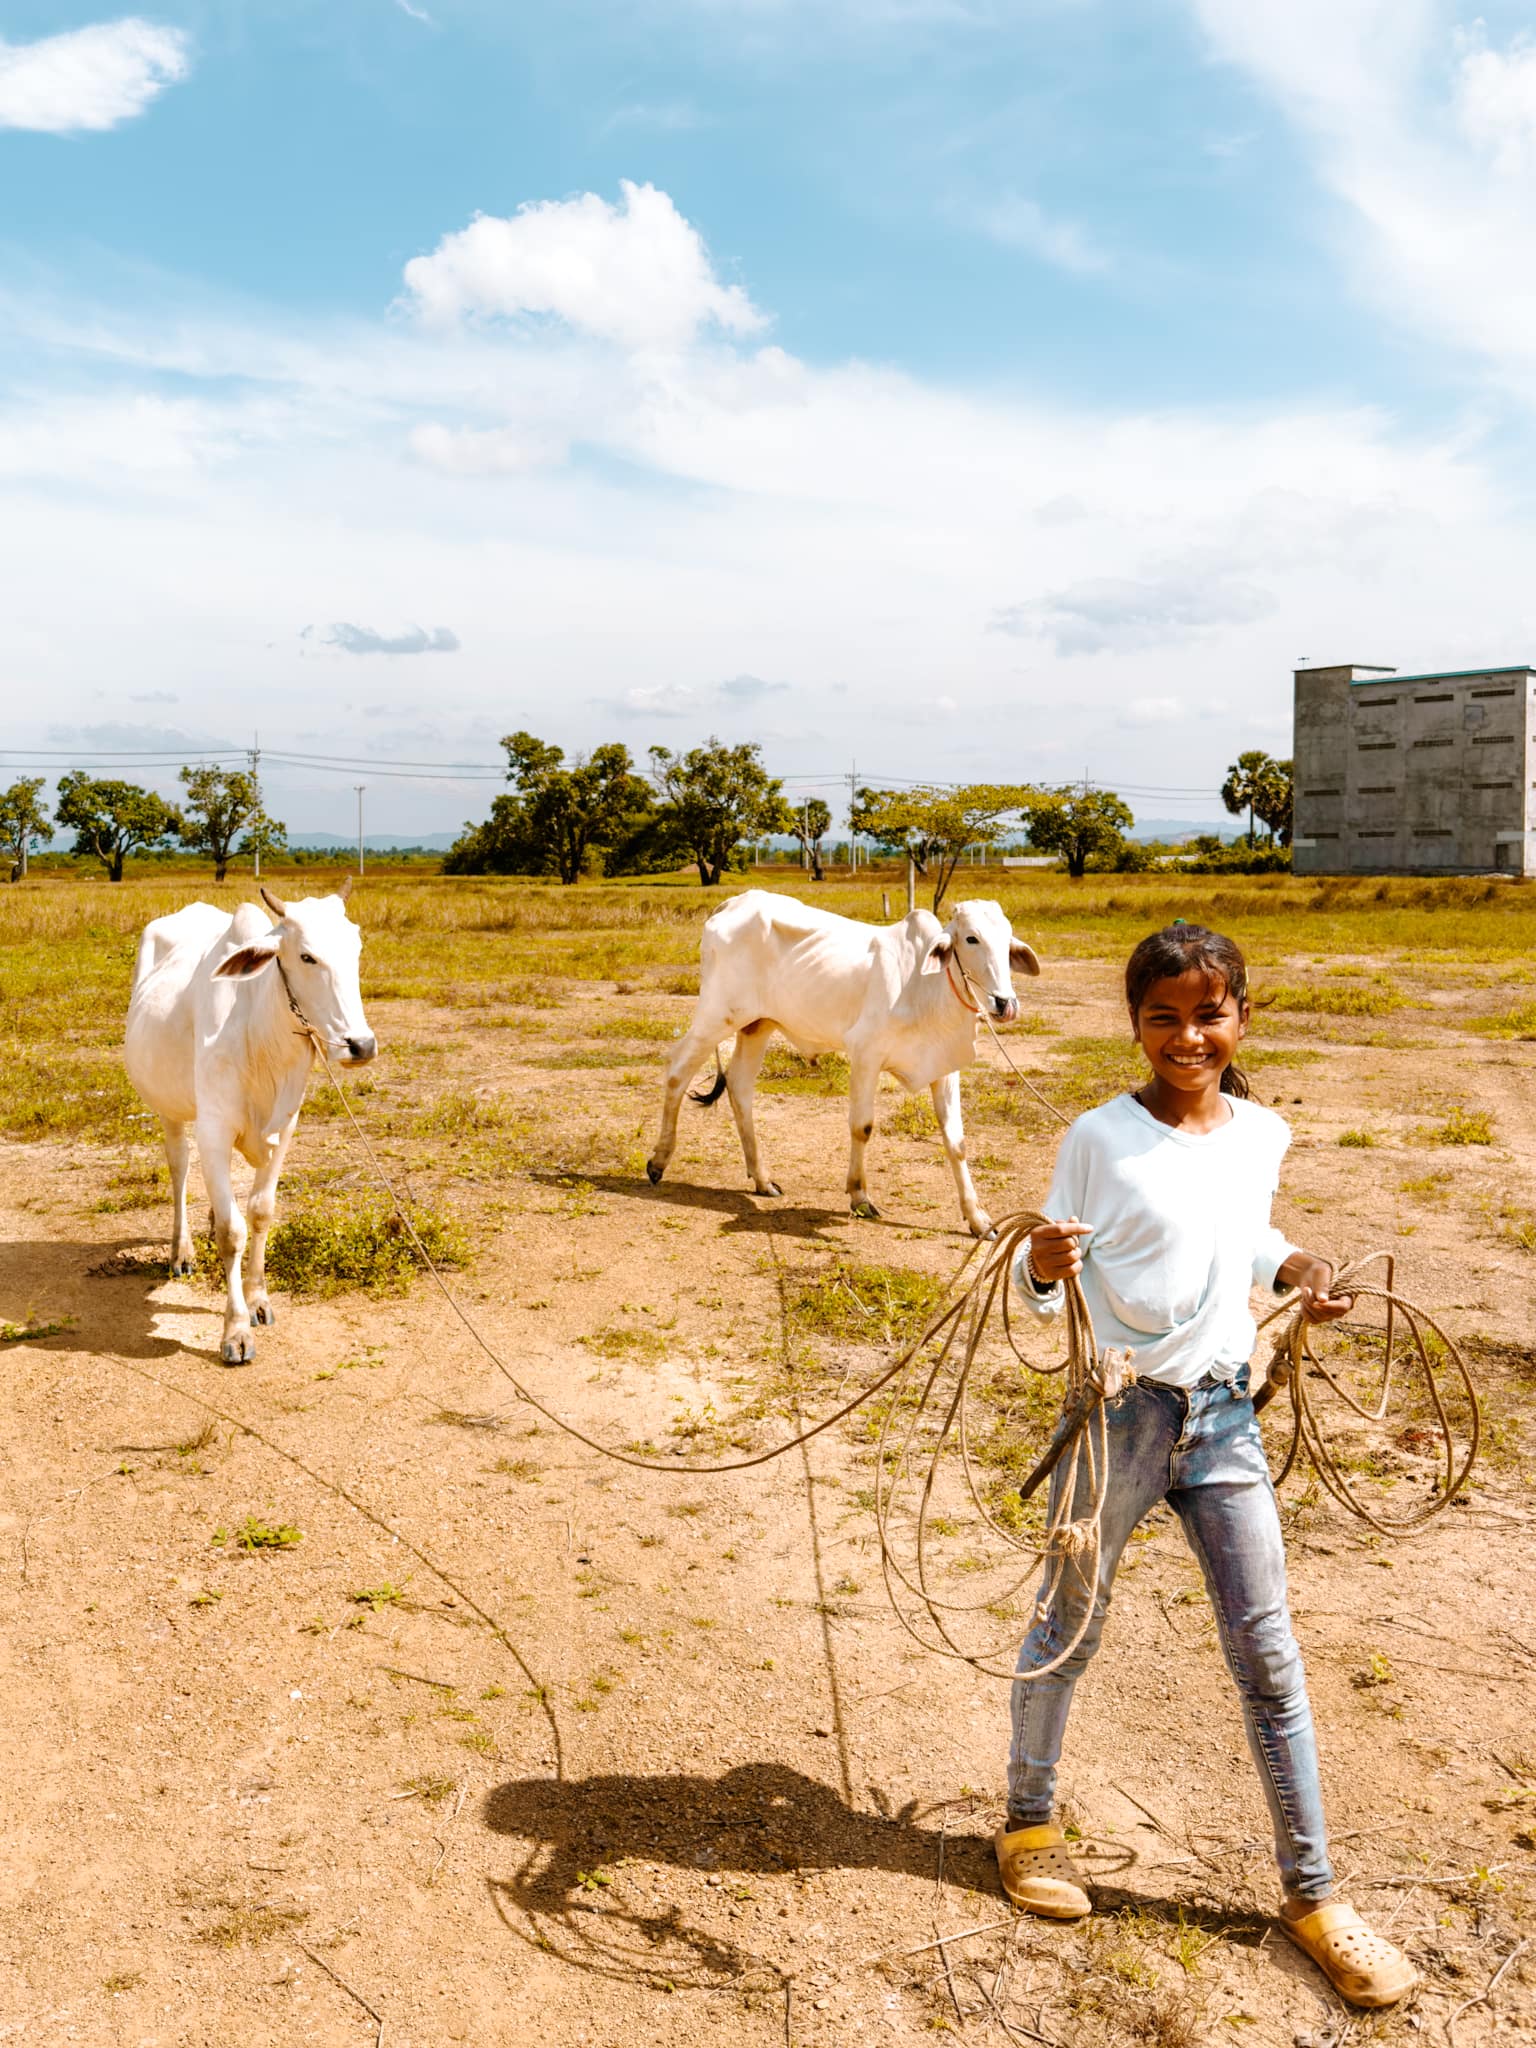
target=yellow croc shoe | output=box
[1281,1899,1419,2008]
[994,1822,1091,1920]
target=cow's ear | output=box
[920,933,952,975]
[1009,939,1042,978]
[215,942,281,980]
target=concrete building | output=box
[1292,662,1536,876]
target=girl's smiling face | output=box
[1131,967,1248,1096]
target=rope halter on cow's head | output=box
[944,952,982,1014]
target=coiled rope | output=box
[1252,1251,1480,1535]
[280,977,1480,1684]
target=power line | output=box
[0,741,1226,800]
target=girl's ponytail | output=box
[1124,924,1252,1099]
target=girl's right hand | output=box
[1028,1218,1092,1285]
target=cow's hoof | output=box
[169,1256,194,1278]
[249,1301,276,1327]
[754,1181,783,1198]
[645,1161,664,1186]
[221,1333,256,1366]
[851,1199,880,1221]
[970,1216,996,1240]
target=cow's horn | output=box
[259,884,288,918]
[337,874,354,903]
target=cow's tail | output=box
[690,1051,729,1107]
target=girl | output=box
[997,923,1416,2010]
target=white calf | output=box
[646,891,1040,1236]
[123,883,376,1363]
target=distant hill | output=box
[287,832,460,852]
[1128,818,1246,844]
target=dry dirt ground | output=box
[3,947,1535,2048]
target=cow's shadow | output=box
[529,1170,850,1242]
[0,1233,223,1363]
[533,1171,974,1245]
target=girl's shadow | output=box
[481,1762,1137,1994]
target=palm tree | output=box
[1221,750,1274,847]
[1253,758,1293,847]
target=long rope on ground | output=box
[283,996,1480,1684]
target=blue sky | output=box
[4,0,1536,835]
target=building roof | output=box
[1351,665,1536,687]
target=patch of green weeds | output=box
[399,1773,457,1804]
[757,1046,851,1095]
[228,1516,303,1552]
[886,1093,938,1138]
[349,1582,406,1611]
[1337,1128,1377,1148]
[1266,982,1403,1016]
[493,1457,542,1481]
[258,1191,469,1296]
[580,1324,667,1362]
[1242,1045,1324,1069]
[1417,1106,1494,1147]
[0,1315,73,1342]
[1466,1000,1536,1039]
[196,1902,309,1949]
[1353,1649,1395,1689]
[787,1259,947,1346]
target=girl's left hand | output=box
[1293,1257,1353,1324]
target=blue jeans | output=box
[1008,1367,1335,1900]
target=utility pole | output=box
[848,759,857,876]
[354,785,366,877]
[248,730,262,881]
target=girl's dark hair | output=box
[1124,924,1252,1099]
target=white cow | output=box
[123,883,376,1364]
[646,891,1040,1236]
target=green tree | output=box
[789,796,833,881]
[648,737,789,886]
[1252,756,1293,847]
[54,772,182,882]
[442,793,544,876]
[177,764,262,882]
[850,785,939,875]
[1021,786,1135,880]
[512,732,654,884]
[443,733,653,881]
[238,807,289,872]
[852,783,1034,910]
[0,776,53,882]
[1221,749,1276,847]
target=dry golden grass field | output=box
[2,863,1535,2048]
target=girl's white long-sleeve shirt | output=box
[1011,1091,1298,1388]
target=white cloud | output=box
[408,421,567,473]
[719,673,789,700]
[0,392,234,483]
[1118,696,1185,728]
[400,181,766,350]
[992,562,1276,657]
[971,194,1107,275]
[1455,28,1536,175]
[1187,2,1536,398]
[0,17,189,134]
[609,683,705,718]
[305,623,461,656]
[394,0,436,21]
